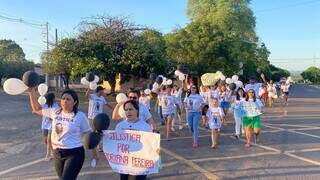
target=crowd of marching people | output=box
[21,70,293,180]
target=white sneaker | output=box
[90,159,97,168]
[171,127,175,132]
[179,125,183,130]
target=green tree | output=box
[165,20,246,77]
[0,39,34,80]
[42,38,79,89]
[122,29,168,79]
[0,40,25,61]
[301,66,320,84]
[187,0,216,21]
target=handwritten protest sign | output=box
[103,130,160,175]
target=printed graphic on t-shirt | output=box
[55,123,63,135]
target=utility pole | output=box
[43,22,49,86]
[45,22,49,52]
[55,28,58,45]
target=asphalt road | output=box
[1,84,320,180]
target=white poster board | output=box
[103,130,160,175]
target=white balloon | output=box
[37,83,48,96]
[226,78,233,84]
[38,96,46,105]
[152,83,159,92]
[161,77,167,85]
[3,78,28,95]
[116,93,128,103]
[119,105,126,118]
[286,80,290,84]
[144,89,151,95]
[232,75,239,82]
[174,70,181,76]
[178,74,185,81]
[235,80,243,88]
[166,79,173,85]
[81,77,89,86]
[220,75,226,81]
[89,82,97,90]
[93,75,100,83]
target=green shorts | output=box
[243,116,261,129]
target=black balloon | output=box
[22,71,39,87]
[156,76,163,84]
[229,83,237,91]
[93,113,110,132]
[82,131,101,150]
[86,72,95,82]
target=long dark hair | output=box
[236,88,246,101]
[187,85,200,97]
[60,89,79,114]
[123,100,140,117]
[245,89,256,102]
[45,93,55,107]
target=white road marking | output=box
[286,148,320,153]
[191,152,279,162]
[2,161,179,180]
[0,158,44,176]
[284,152,320,166]
[161,147,219,180]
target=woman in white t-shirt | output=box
[206,97,225,148]
[267,80,278,107]
[200,85,210,128]
[232,88,246,139]
[28,88,91,180]
[159,86,180,139]
[115,100,152,180]
[184,85,204,148]
[172,84,183,130]
[242,89,264,147]
[41,93,59,161]
[139,90,151,111]
[280,81,290,106]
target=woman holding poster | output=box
[115,100,153,180]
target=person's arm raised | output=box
[27,88,43,116]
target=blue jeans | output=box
[188,112,201,144]
[158,106,164,124]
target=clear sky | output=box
[0,0,320,71]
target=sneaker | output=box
[44,155,52,161]
[245,143,251,148]
[90,159,97,168]
[178,125,183,130]
[234,134,239,140]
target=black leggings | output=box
[53,146,85,180]
[120,174,147,180]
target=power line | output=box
[256,0,320,13]
[0,13,45,28]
